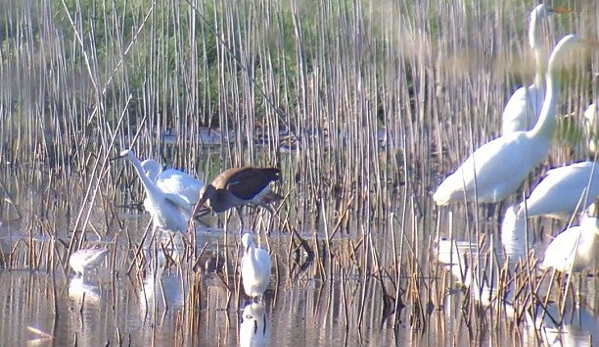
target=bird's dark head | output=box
[200,184,216,200]
[264,168,282,182]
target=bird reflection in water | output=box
[139,248,185,315]
[68,277,102,303]
[239,301,270,347]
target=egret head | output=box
[119,149,133,158]
[528,5,573,49]
[111,149,135,162]
[141,159,163,181]
[241,232,254,252]
[531,4,572,21]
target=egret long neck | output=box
[127,155,162,198]
[528,55,558,139]
[532,47,546,88]
[529,10,547,88]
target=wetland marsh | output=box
[1,0,599,346]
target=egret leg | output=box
[483,202,503,230]
[494,201,505,230]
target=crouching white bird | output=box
[241,232,272,300]
[69,248,109,281]
[541,203,599,274]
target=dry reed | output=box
[0,0,598,345]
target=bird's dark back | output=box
[223,167,281,201]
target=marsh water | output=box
[0,146,598,347]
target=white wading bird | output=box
[116,149,192,234]
[141,159,204,206]
[501,161,599,236]
[240,232,272,300]
[541,202,599,273]
[501,4,572,135]
[434,35,594,205]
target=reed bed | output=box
[1,0,599,345]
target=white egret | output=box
[241,232,272,299]
[501,161,599,237]
[501,4,572,135]
[117,149,192,233]
[434,35,591,205]
[69,248,109,281]
[541,204,599,273]
[141,159,204,205]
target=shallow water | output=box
[0,240,403,346]
[1,210,598,347]
[0,152,598,347]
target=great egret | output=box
[141,159,204,205]
[501,161,599,237]
[116,149,192,233]
[69,248,109,281]
[501,4,572,135]
[191,167,281,229]
[434,35,591,205]
[540,204,599,273]
[240,232,272,299]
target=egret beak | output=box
[109,153,126,161]
[550,6,574,14]
[581,39,599,49]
